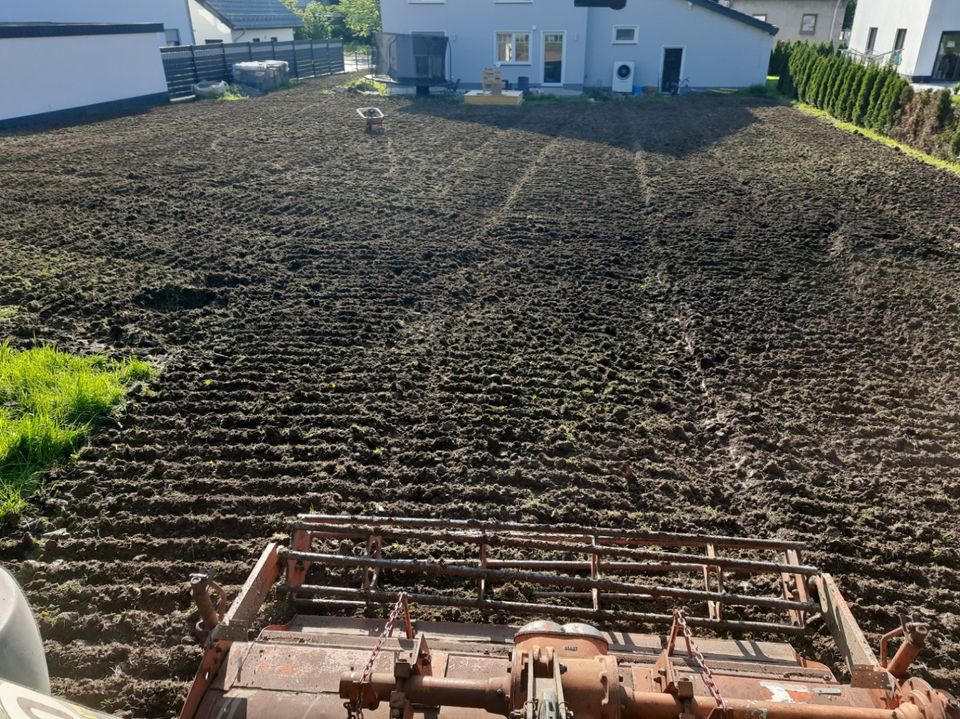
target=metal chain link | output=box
[345,592,410,719]
[674,609,727,712]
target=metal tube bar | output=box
[279,550,816,612]
[287,585,807,635]
[345,671,916,719]
[290,526,820,577]
[295,514,808,550]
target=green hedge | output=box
[770,41,960,163]
[778,42,912,134]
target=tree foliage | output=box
[281,0,380,41]
[338,0,381,38]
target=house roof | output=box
[689,0,778,35]
[573,0,777,35]
[196,0,304,30]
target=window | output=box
[271,36,278,42]
[497,32,530,63]
[752,14,768,22]
[800,14,817,35]
[613,26,638,44]
[866,26,878,53]
[164,28,180,46]
[893,28,907,51]
[204,39,223,44]
[933,31,960,81]
[892,28,907,64]
[252,38,262,43]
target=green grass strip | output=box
[0,342,152,517]
[792,101,960,178]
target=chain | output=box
[345,592,410,719]
[673,609,727,712]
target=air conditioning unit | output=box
[612,61,634,93]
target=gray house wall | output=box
[724,0,847,43]
[380,0,776,92]
[584,0,774,90]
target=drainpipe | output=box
[829,0,845,48]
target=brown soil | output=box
[1,77,959,718]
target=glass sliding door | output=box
[933,32,960,81]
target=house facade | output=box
[848,0,960,82]
[380,0,777,93]
[188,0,303,44]
[720,0,847,43]
[0,0,194,45]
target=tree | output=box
[339,0,381,38]
[301,1,338,39]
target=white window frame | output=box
[541,30,566,86]
[612,25,638,44]
[496,31,532,65]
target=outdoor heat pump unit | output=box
[612,61,634,92]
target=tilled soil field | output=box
[1,76,959,717]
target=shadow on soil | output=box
[397,92,774,156]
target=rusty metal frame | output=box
[281,515,818,635]
[179,542,282,719]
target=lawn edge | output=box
[791,101,960,179]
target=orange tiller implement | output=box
[180,516,959,719]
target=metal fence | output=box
[161,39,345,99]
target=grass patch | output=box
[344,77,387,95]
[219,86,249,102]
[0,306,17,320]
[0,343,153,517]
[793,102,960,178]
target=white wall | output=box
[0,31,169,122]
[916,0,960,80]
[381,0,589,90]
[584,0,774,89]
[848,0,932,77]
[232,27,296,43]
[188,0,297,45]
[0,0,194,45]
[189,0,232,44]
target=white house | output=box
[719,0,848,43]
[848,0,960,82]
[188,0,304,45]
[0,22,169,129]
[0,0,194,45]
[379,0,777,93]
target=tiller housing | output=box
[180,515,959,719]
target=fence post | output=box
[190,45,199,84]
[248,42,253,61]
[271,40,277,60]
[291,40,299,78]
[222,44,228,78]
[310,39,316,77]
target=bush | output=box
[952,129,960,157]
[891,89,960,157]
[852,65,879,125]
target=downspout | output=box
[828,0,844,47]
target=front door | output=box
[543,32,565,86]
[661,47,683,93]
